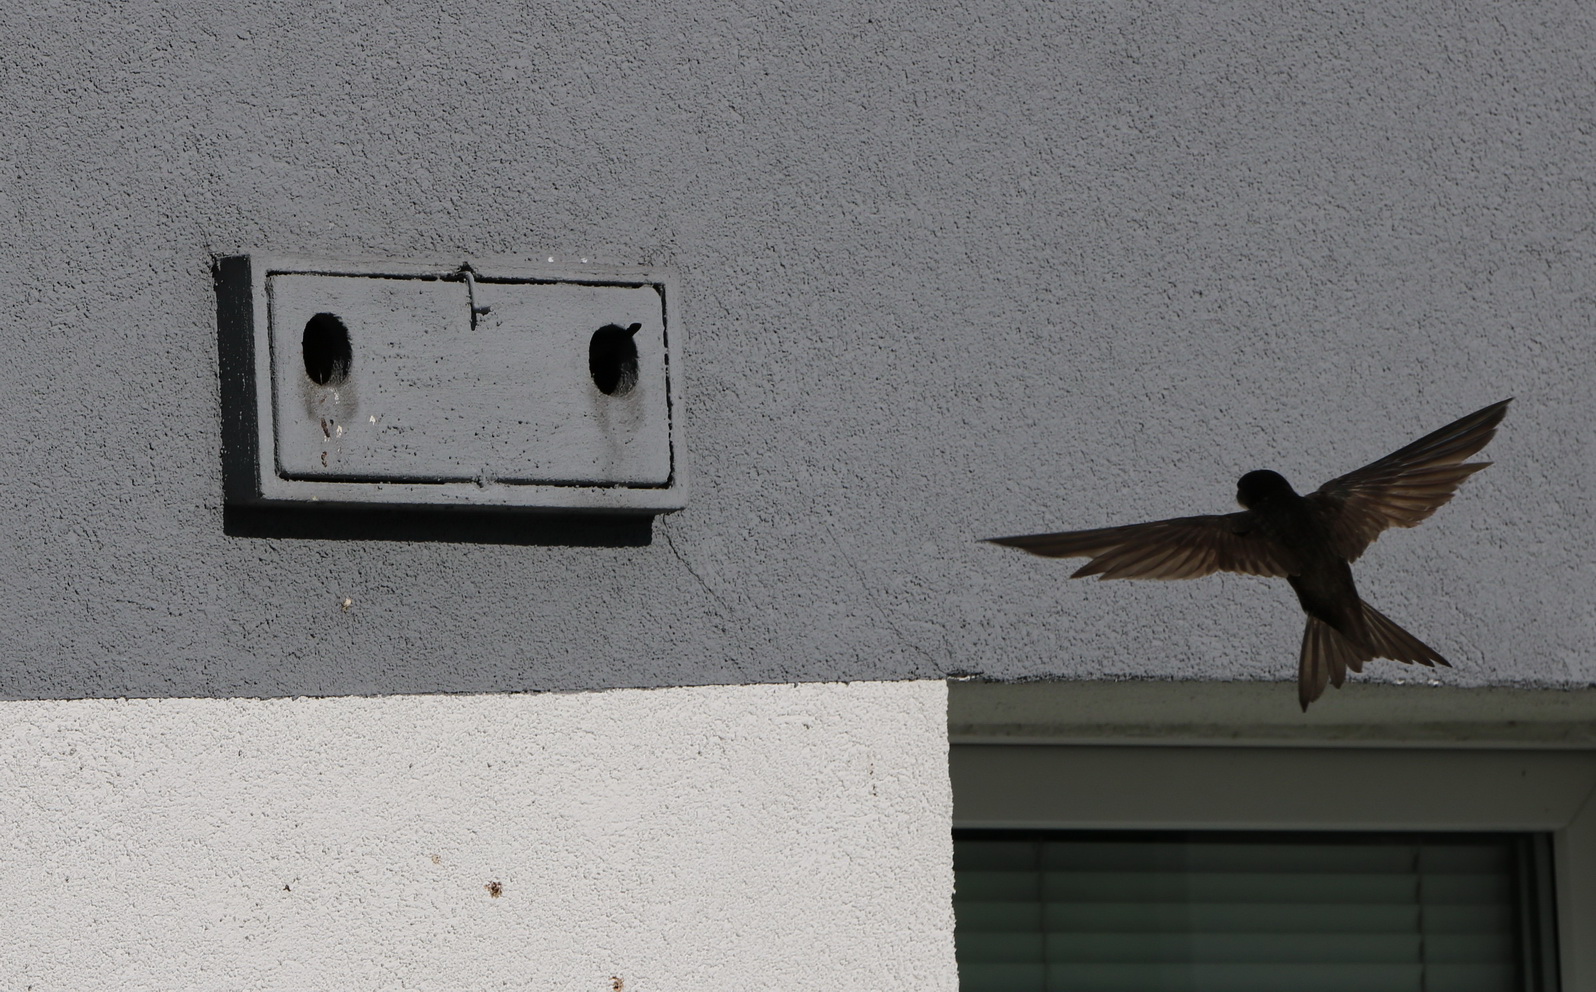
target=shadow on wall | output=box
[223,505,652,546]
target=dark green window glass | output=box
[953,831,1558,992]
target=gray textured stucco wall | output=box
[1,1,1591,699]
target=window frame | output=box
[951,742,1596,990]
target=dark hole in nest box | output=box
[589,322,641,396]
[303,312,352,385]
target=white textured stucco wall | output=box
[0,681,954,991]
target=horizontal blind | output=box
[953,831,1549,992]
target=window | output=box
[954,828,1559,992]
[951,743,1596,991]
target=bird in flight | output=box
[987,399,1510,710]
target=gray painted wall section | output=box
[1,2,1591,699]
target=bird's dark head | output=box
[1236,469,1296,509]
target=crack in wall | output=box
[822,518,952,673]
[662,525,734,615]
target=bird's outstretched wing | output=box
[1307,399,1510,562]
[986,513,1293,580]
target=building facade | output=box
[1,1,1592,988]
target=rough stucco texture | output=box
[0,1,1592,698]
[0,681,955,991]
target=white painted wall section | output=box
[0,680,955,992]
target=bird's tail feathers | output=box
[1299,617,1368,711]
[1297,601,1451,711]
[1359,601,1450,669]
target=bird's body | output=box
[1236,470,1364,645]
[987,400,1510,709]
